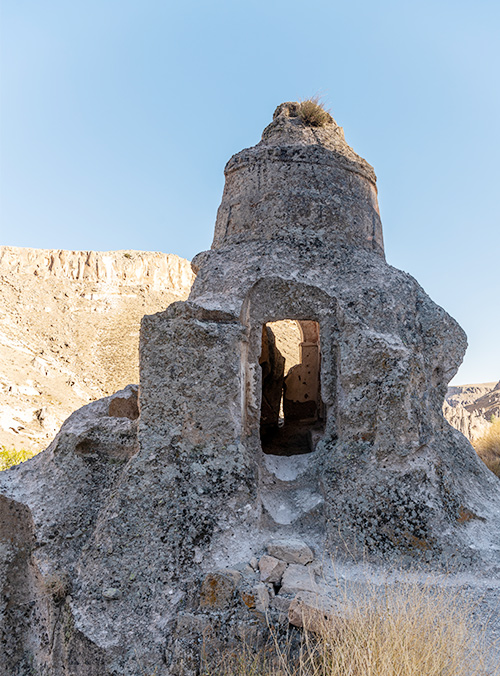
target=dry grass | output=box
[298,98,333,128]
[202,645,281,676]
[474,417,500,477]
[203,580,498,676]
[0,445,40,471]
[44,572,70,603]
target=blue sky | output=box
[1,0,499,385]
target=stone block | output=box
[267,538,314,564]
[239,583,270,613]
[258,554,287,584]
[280,564,318,595]
[199,569,242,609]
[108,386,139,420]
[288,592,336,632]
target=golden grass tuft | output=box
[474,417,500,477]
[0,445,41,471]
[202,580,498,676]
[297,98,333,127]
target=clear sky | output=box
[1,0,499,385]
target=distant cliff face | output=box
[0,246,194,451]
[444,381,500,442]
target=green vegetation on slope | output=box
[0,445,41,471]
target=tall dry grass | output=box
[475,417,500,477]
[202,580,498,676]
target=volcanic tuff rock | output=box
[0,246,194,451]
[1,102,500,676]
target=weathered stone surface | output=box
[268,539,314,564]
[108,387,139,419]
[199,569,242,609]
[102,587,122,600]
[288,592,336,631]
[270,594,292,618]
[280,564,319,595]
[259,326,285,432]
[240,582,270,613]
[258,554,287,583]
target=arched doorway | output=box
[259,319,325,455]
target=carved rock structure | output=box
[1,103,500,675]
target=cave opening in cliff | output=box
[259,319,325,456]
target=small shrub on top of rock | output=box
[298,98,333,127]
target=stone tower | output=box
[139,101,500,566]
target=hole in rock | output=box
[259,320,325,456]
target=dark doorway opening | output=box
[259,320,325,456]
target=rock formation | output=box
[0,246,193,451]
[444,381,500,442]
[1,103,500,675]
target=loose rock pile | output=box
[168,538,325,673]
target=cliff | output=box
[444,381,500,442]
[0,246,194,451]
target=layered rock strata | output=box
[444,381,500,442]
[0,246,194,451]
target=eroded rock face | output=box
[2,103,500,675]
[444,381,500,442]
[0,386,138,675]
[0,247,193,452]
[259,326,285,432]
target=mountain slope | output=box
[0,246,194,451]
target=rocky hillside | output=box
[444,381,500,442]
[0,246,194,451]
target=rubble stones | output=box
[258,554,287,583]
[240,583,270,613]
[199,569,242,609]
[288,592,336,631]
[280,564,319,595]
[270,595,292,620]
[267,538,314,564]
